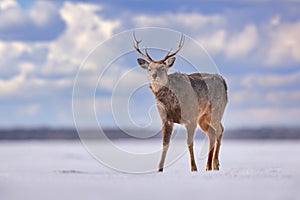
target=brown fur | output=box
[188,142,198,171]
[150,85,182,123]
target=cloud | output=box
[199,17,300,66]
[230,88,300,108]
[0,0,18,10]
[265,20,300,66]
[133,12,225,30]
[0,1,121,95]
[0,1,122,127]
[20,103,40,117]
[42,1,121,75]
[231,90,262,105]
[266,90,300,105]
[0,70,73,99]
[229,71,300,108]
[226,107,300,127]
[240,71,300,89]
[0,41,31,60]
[196,30,226,54]
[225,24,258,59]
[132,12,259,61]
[197,24,258,59]
[270,15,281,26]
[0,0,65,41]
[132,11,300,67]
[227,70,300,128]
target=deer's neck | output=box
[149,81,169,94]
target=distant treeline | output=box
[222,127,300,140]
[0,127,299,140]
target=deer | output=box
[133,32,228,172]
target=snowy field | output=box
[0,140,299,200]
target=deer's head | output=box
[133,32,184,87]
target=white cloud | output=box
[0,73,26,97]
[231,90,261,105]
[0,0,64,41]
[197,30,226,54]
[0,0,18,10]
[266,90,300,105]
[0,1,121,99]
[229,71,300,108]
[18,62,35,74]
[0,41,31,60]
[198,24,258,59]
[265,21,300,66]
[241,71,300,89]
[270,15,281,27]
[225,24,258,59]
[133,12,225,30]
[133,12,300,66]
[133,12,259,61]
[21,103,40,117]
[226,71,300,127]
[0,70,73,98]
[227,107,300,127]
[230,88,300,108]
[28,1,58,27]
[43,1,120,75]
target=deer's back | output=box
[168,72,227,100]
[168,72,228,114]
[187,73,228,117]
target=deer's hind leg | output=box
[199,115,216,171]
[212,123,224,170]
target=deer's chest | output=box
[151,85,182,123]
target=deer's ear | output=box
[137,58,149,69]
[166,57,176,68]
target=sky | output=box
[0,0,300,129]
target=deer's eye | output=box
[148,68,152,72]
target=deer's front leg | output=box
[158,121,173,172]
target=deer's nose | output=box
[152,74,157,79]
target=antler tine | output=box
[159,33,185,63]
[145,48,152,60]
[132,32,154,62]
[132,32,141,48]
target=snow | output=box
[0,140,299,200]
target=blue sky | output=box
[0,0,300,129]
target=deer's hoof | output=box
[213,160,220,170]
[191,165,198,172]
[158,168,163,172]
[206,165,212,171]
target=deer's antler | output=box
[133,32,154,62]
[157,33,185,63]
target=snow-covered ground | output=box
[0,140,299,200]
